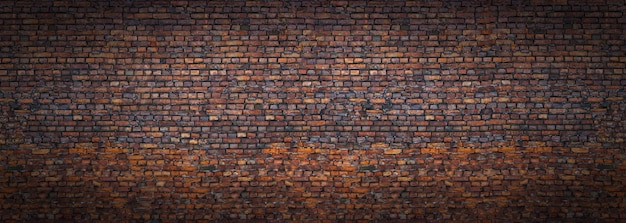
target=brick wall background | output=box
[1,0,625,222]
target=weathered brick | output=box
[0,1,624,222]
[571,148,589,153]
[31,149,50,155]
[383,149,402,155]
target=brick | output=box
[571,148,589,153]
[0,1,624,222]
[31,149,50,155]
[457,148,476,153]
[384,149,402,155]
[296,148,316,153]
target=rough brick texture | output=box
[1,0,625,222]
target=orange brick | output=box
[384,149,402,155]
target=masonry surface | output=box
[1,0,625,222]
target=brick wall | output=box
[1,0,625,222]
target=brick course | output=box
[1,0,625,221]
